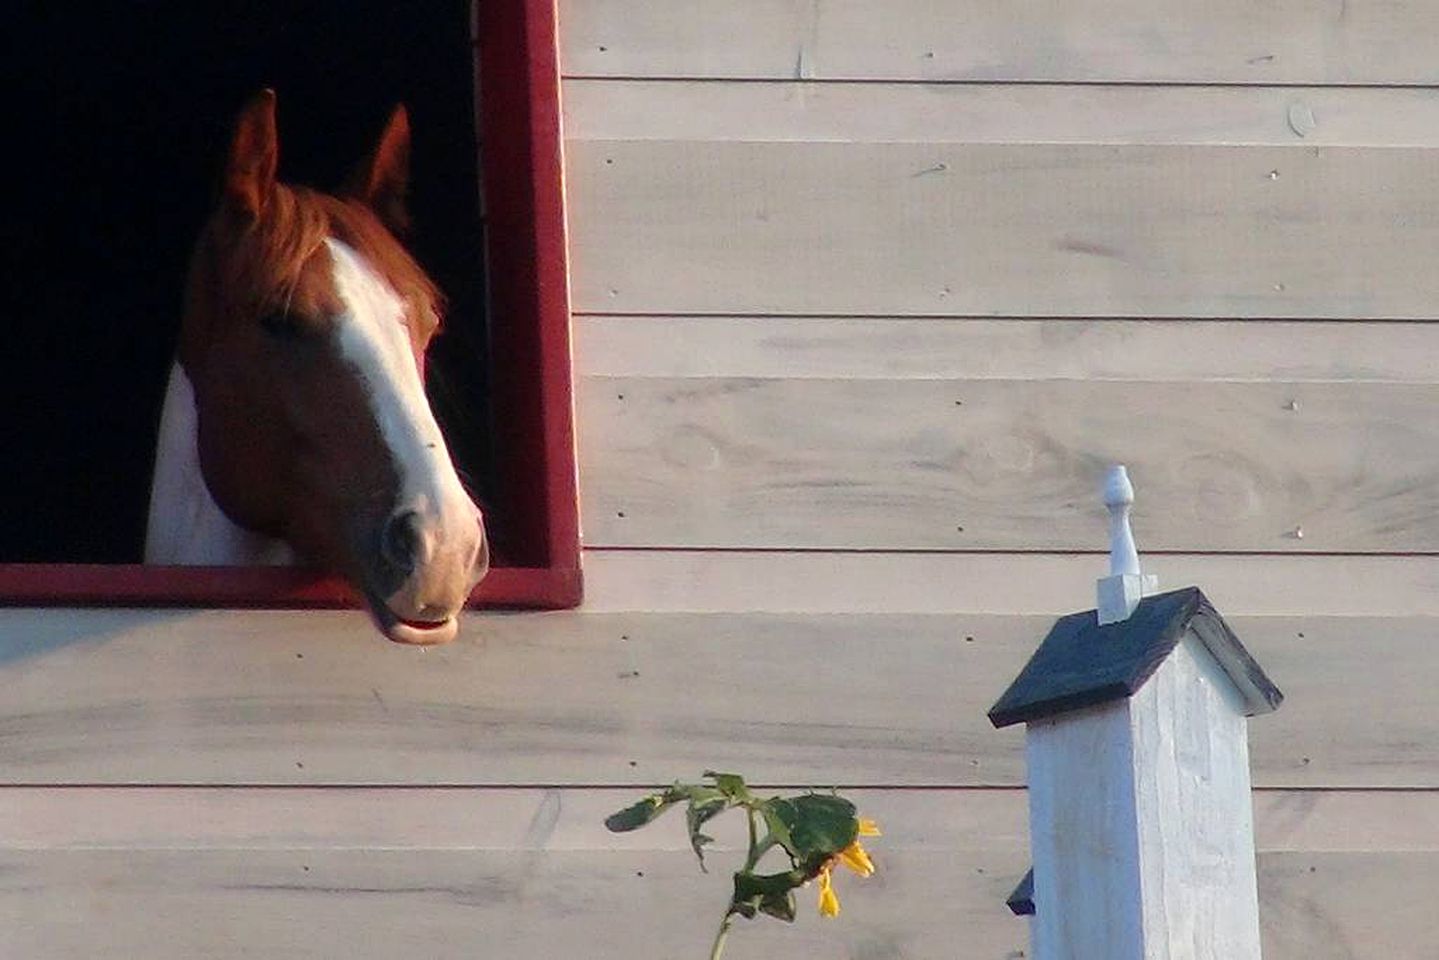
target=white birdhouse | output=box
[988,466,1283,960]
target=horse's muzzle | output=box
[367,504,489,644]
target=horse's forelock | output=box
[231,186,333,310]
[181,183,444,377]
[247,188,442,319]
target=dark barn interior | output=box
[7,1,492,563]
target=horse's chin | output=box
[362,591,460,645]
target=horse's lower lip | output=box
[383,614,458,645]
[398,616,448,629]
[363,591,459,645]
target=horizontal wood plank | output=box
[580,551,1439,616]
[1258,853,1439,960]
[576,317,1439,381]
[0,846,1009,959]
[0,786,1012,851]
[2,787,1432,853]
[0,786,1431,957]
[0,846,1427,959]
[566,81,1439,147]
[0,608,1434,788]
[568,141,1439,319]
[579,377,1439,552]
[560,0,1439,84]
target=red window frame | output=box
[0,0,581,611]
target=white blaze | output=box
[325,239,471,545]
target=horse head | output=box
[150,90,488,644]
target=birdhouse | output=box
[988,466,1283,960]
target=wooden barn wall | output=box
[5,3,1439,957]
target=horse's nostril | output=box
[380,510,423,574]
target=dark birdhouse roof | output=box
[988,586,1282,729]
[1006,869,1035,916]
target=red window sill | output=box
[0,564,581,611]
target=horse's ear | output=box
[347,104,411,235]
[224,89,279,218]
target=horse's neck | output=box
[144,363,295,566]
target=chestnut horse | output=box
[145,90,488,644]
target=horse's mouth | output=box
[363,591,459,645]
[387,614,457,645]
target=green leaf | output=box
[767,794,858,861]
[681,785,726,806]
[759,801,795,856]
[730,868,806,924]
[758,889,797,922]
[604,791,680,832]
[704,771,752,801]
[686,793,730,868]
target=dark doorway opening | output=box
[7,1,493,565]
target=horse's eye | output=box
[259,312,300,338]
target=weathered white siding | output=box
[560,0,1439,84]
[558,2,1439,955]
[4,3,1437,957]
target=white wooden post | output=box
[1025,643,1265,959]
[990,466,1282,960]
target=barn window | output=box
[2,0,579,608]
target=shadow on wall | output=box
[0,610,195,668]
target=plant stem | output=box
[708,913,734,960]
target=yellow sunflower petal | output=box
[817,868,841,917]
[837,840,875,877]
[857,818,882,837]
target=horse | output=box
[145,90,488,644]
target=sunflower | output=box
[816,818,880,917]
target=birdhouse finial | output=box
[1096,465,1158,625]
[1104,466,1140,577]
